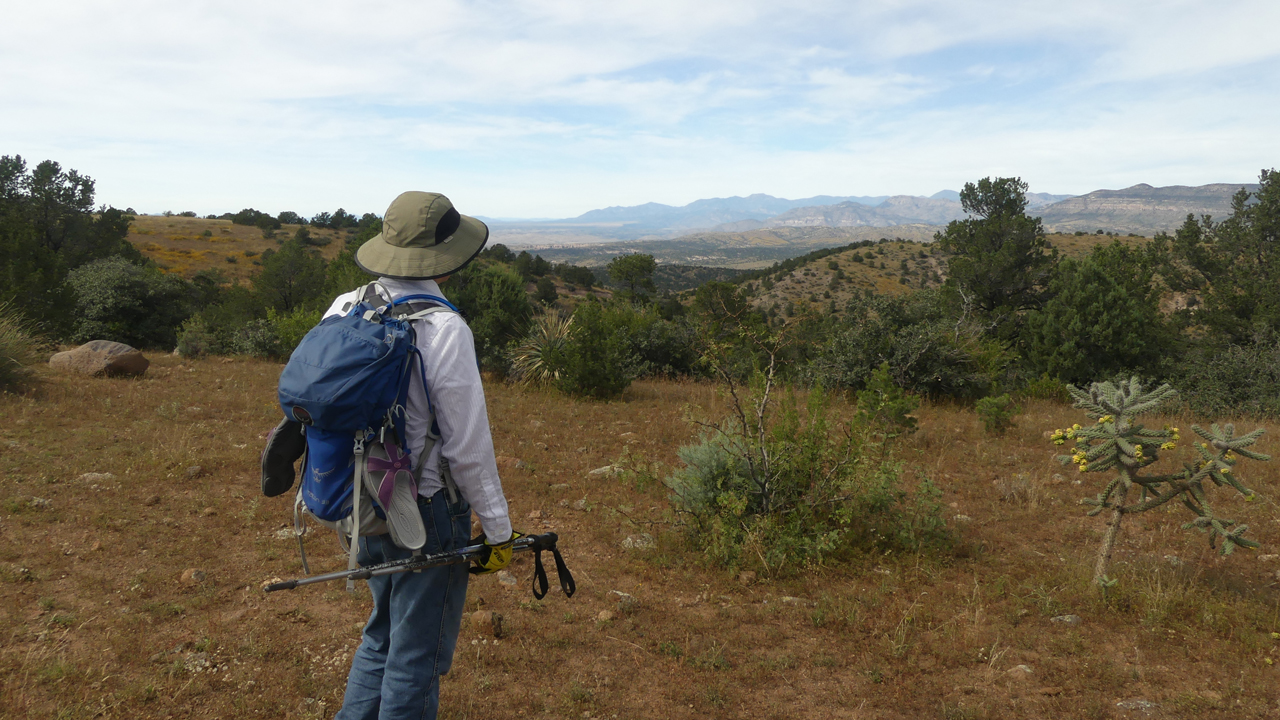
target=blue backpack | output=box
[273,283,459,589]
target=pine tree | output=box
[1051,377,1270,589]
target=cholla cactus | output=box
[1050,377,1270,588]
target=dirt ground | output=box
[2,358,1278,719]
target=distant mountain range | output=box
[562,193,892,232]
[1037,183,1257,234]
[486,182,1256,246]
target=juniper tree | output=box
[1050,377,1270,589]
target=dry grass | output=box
[127,216,349,281]
[1,362,1278,719]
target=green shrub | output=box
[232,319,283,358]
[448,262,535,372]
[66,257,194,349]
[1174,340,1280,417]
[813,290,1008,399]
[175,315,218,357]
[544,300,637,399]
[667,384,948,573]
[855,362,919,434]
[268,307,321,357]
[1019,373,1070,402]
[975,393,1020,435]
[0,302,45,392]
[1024,243,1169,384]
[534,276,558,306]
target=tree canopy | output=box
[935,177,1055,331]
[607,253,657,302]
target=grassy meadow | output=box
[2,358,1279,719]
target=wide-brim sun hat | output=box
[354,191,489,280]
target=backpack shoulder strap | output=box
[338,282,389,315]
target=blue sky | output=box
[3,1,1278,218]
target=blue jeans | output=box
[336,490,471,720]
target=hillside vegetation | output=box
[127,215,349,281]
[2,362,1278,719]
[742,232,1152,317]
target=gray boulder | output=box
[49,340,149,377]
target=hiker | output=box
[327,191,516,720]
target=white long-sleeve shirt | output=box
[323,278,512,544]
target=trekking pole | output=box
[263,532,576,600]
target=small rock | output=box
[621,534,654,550]
[1257,554,1278,563]
[28,497,52,510]
[550,483,570,491]
[471,610,504,637]
[186,466,204,479]
[77,472,116,483]
[1050,474,1065,484]
[534,442,548,450]
[182,651,212,673]
[1007,664,1033,676]
[181,568,207,584]
[199,507,217,517]
[143,495,161,506]
[89,541,101,552]
[610,591,639,612]
[572,498,589,511]
[496,570,517,588]
[1050,614,1082,626]
[737,571,757,586]
[48,340,149,378]
[953,514,972,522]
[1164,554,1182,567]
[527,510,543,520]
[1038,686,1064,696]
[273,528,295,540]
[780,596,803,605]
[1200,690,1223,702]
[596,610,614,623]
[588,465,618,477]
[1115,699,1159,714]
[260,577,283,591]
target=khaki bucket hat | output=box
[354,191,489,280]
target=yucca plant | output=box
[0,301,46,392]
[508,311,574,385]
[1050,377,1270,589]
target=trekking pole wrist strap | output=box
[531,541,576,600]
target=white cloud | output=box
[1,0,1277,216]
